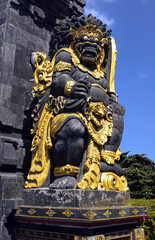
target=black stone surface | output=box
[15,205,147,225]
[14,223,145,240]
[22,189,130,207]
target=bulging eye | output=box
[83,35,88,41]
[94,37,99,43]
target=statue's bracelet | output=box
[64,80,76,97]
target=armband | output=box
[64,80,76,97]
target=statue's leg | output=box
[50,118,85,189]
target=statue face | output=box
[74,34,104,64]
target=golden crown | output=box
[69,22,104,40]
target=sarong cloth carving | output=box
[25,15,128,191]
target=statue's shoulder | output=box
[55,49,72,64]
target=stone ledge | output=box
[22,189,130,208]
[15,204,147,228]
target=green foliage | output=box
[119,153,155,199]
[130,199,155,240]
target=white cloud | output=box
[142,0,150,3]
[85,8,115,27]
[104,0,116,2]
[86,0,96,7]
[138,73,147,79]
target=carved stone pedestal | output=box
[14,189,147,240]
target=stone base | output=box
[15,205,147,228]
[14,224,145,240]
[14,204,146,239]
[22,188,130,207]
[14,189,147,239]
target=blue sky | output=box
[84,0,155,161]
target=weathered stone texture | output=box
[0,173,24,240]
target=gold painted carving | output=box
[134,228,145,240]
[32,52,53,98]
[25,103,53,188]
[64,80,76,96]
[100,148,122,164]
[53,61,71,72]
[62,209,74,218]
[74,235,105,240]
[98,172,129,191]
[132,209,139,215]
[103,210,112,218]
[91,83,107,92]
[77,102,114,190]
[45,209,56,217]
[16,207,23,215]
[27,209,36,215]
[54,164,79,177]
[69,22,104,41]
[83,209,97,220]
[69,43,106,79]
[109,37,118,92]
[119,209,126,217]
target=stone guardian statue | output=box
[25,14,128,192]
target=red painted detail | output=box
[15,216,143,227]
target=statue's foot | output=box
[49,176,77,189]
[77,163,100,190]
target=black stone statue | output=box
[25,14,128,191]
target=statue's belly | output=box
[90,87,109,106]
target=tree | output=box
[119,153,155,199]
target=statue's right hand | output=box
[70,76,91,99]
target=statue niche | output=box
[25,14,128,191]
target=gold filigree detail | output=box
[25,96,67,188]
[64,80,76,96]
[83,209,97,220]
[54,164,79,177]
[75,235,105,240]
[77,102,114,190]
[69,22,104,41]
[25,103,53,188]
[109,37,118,93]
[27,209,36,215]
[62,209,74,218]
[119,209,126,217]
[134,228,145,240]
[69,44,106,79]
[45,209,56,217]
[103,210,112,218]
[91,83,107,92]
[98,172,129,191]
[53,61,71,72]
[32,52,53,98]
[132,209,139,215]
[16,207,22,215]
[101,148,121,164]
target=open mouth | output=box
[75,42,101,61]
[82,46,98,59]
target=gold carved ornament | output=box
[64,80,76,96]
[25,96,66,188]
[69,42,107,80]
[98,172,129,191]
[25,103,53,188]
[77,102,114,190]
[109,37,118,93]
[54,164,79,177]
[32,52,53,98]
